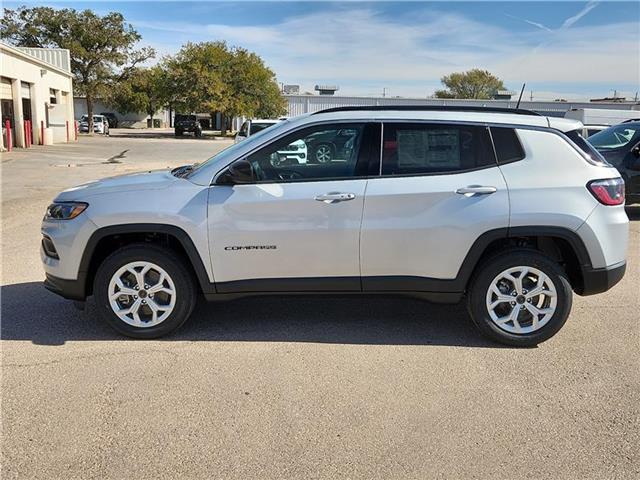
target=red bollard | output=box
[75,120,78,141]
[66,120,69,142]
[25,120,32,148]
[28,120,33,146]
[5,119,11,151]
[40,120,44,145]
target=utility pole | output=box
[382,87,387,98]
[530,90,533,101]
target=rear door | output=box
[360,122,509,290]
[208,122,379,292]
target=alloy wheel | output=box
[108,261,176,328]
[485,266,557,334]
[315,145,332,163]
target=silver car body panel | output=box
[361,167,509,279]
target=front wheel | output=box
[94,244,197,338]
[467,249,573,347]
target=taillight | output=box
[587,178,625,206]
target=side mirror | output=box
[216,159,255,185]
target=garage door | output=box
[21,82,31,98]
[0,77,12,100]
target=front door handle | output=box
[314,192,356,204]
[455,185,497,197]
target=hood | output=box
[55,169,179,201]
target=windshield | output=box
[588,124,640,150]
[187,119,291,178]
[250,122,277,135]
[80,115,102,123]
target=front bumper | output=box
[44,273,87,300]
[579,260,626,296]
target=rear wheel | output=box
[467,249,572,347]
[94,244,197,338]
[175,129,183,136]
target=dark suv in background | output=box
[588,121,640,204]
[175,114,203,137]
[100,112,118,129]
[305,127,358,163]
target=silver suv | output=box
[41,107,629,346]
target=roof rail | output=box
[312,105,543,116]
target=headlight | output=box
[44,202,88,220]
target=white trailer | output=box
[564,108,640,126]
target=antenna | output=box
[516,83,526,109]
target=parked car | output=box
[42,106,628,346]
[235,118,307,165]
[174,114,202,137]
[78,114,109,135]
[587,121,640,204]
[100,112,118,129]
[235,119,278,142]
[304,127,359,163]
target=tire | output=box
[313,143,334,163]
[467,249,573,347]
[175,129,183,136]
[94,244,197,339]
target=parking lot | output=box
[1,133,639,479]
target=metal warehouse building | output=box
[1,43,75,150]
[285,94,640,118]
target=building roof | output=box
[0,42,72,77]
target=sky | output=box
[5,1,640,101]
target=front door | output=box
[208,122,378,292]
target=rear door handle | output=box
[455,186,497,197]
[314,192,356,204]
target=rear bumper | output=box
[44,273,86,301]
[578,261,626,296]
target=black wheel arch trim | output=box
[74,223,215,300]
[46,224,602,301]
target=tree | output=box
[167,42,286,135]
[434,69,505,99]
[107,65,171,127]
[1,6,154,131]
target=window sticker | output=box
[397,129,460,168]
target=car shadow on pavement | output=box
[1,282,506,348]
[625,205,640,221]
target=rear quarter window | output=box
[490,127,525,164]
[564,129,609,166]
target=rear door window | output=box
[381,123,495,175]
